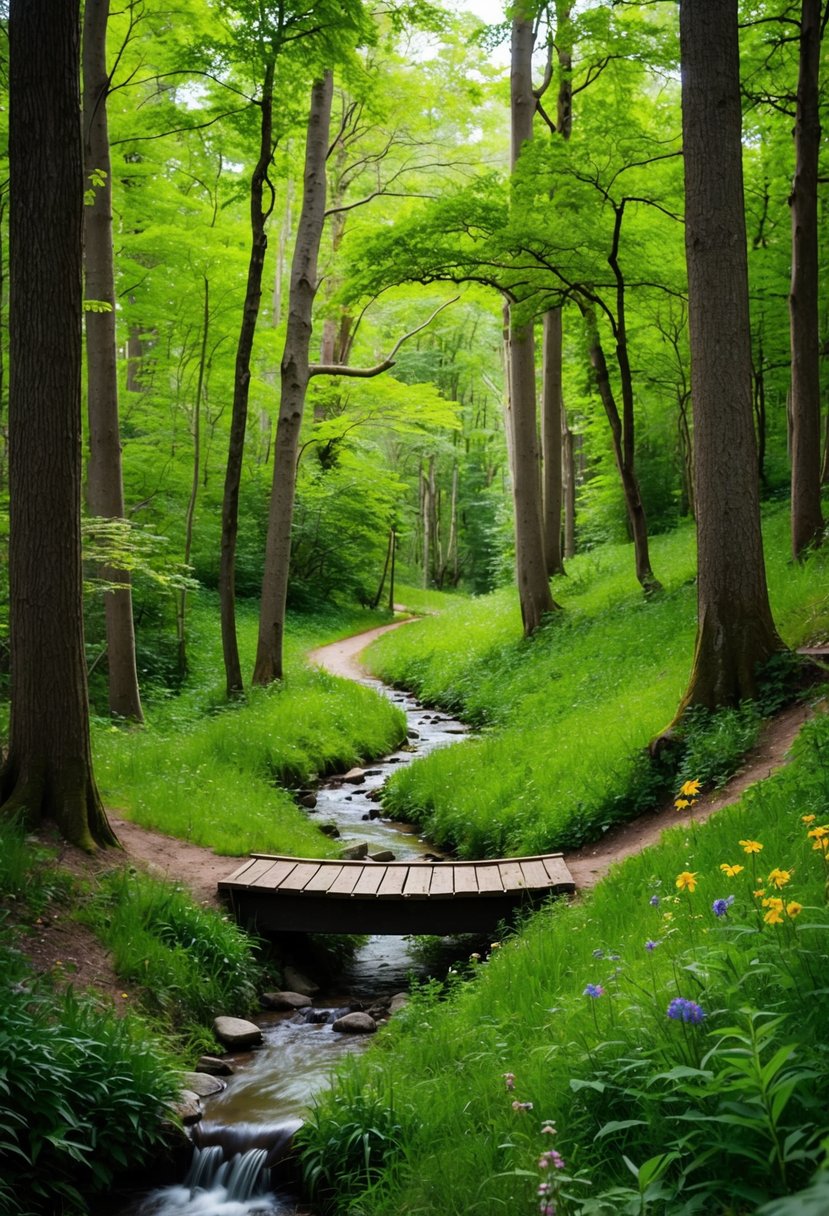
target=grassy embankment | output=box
[367,507,829,857]
[297,508,829,1214]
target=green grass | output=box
[365,508,829,857]
[298,710,829,1215]
[93,595,406,855]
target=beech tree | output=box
[1,0,118,849]
[677,0,784,711]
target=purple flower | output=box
[592,947,605,959]
[711,895,735,918]
[583,983,605,998]
[649,895,661,907]
[667,997,705,1025]
[645,939,660,951]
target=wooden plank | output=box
[403,867,432,898]
[220,857,261,886]
[428,865,454,896]
[276,862,322,892]
[303,865,344,894]
[242,859,289,888]
[497,860,526,890]
[377,866,410,898]
[452,864,479,896]
[519,859,550,889]
[326,866,363,896]
[351,865,386,897]
[541,856,575,891]
[475,863,505,893]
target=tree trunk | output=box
[422,458,433,589]
[1,0,117,849]
[253,72,333,686]
[388,528,396,614]
[372,527,393,610]
[676,0,784,713]
[509,9,558,634]
[789,0,824,558]
[177,277,209,678]
[219,57,275,698]
[541,308,565,576]
[82,0,143,723]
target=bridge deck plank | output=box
[475,863,506,893]
[453,865,479,896]
[326,866,363,896]
[403,867,432,898]
[245,859,291,888]
[377,866,410,898]
[303,865,344,893]
[519,859,550,888]
[352,865,385,897]
[429,866,454,896]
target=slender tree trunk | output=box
[789,0,824,558]
[254,72,333,685]
[541,308,565,576]
[448,461,459,585]
[219,58,275,698]
[562,409,576,559]
[388,528,396,614]
[177,277,209,677]
[1,0,117,849]
[509,10,558,634]
[676,0,784,713]
[372,527,393,610]
[82,0,143,722]
[422,458,432,589]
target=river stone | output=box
[389,993,409,1015]
[340,842,369,861]
[331,1011,377,1035]
[181,1071,225,1097]
[319,822,340,838]
[343,767,366,784]
[261,990,312,1011]
[283,966,320,996]
[213,1016,262,1049]
[369,850,395,862]
[298,792,317,809]
[196,1055,234,1076]
[171,1090,202,1125]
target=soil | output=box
[14,622,826,1007]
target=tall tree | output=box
[788,0,824,558]
[1,0,118,849]
[83,0,144,722]
[676,0,784,711]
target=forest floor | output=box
[18,620,823,1009]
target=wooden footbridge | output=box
[218,852,575,935]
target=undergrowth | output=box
[298,711,829,1215]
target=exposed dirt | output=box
[14,623,825,1002]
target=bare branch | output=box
[308,296,459,379]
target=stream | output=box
[124,669,471,1216]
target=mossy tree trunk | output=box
[1,0,118,850]
[676,0,784,713]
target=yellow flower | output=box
[764,906,785,925]
[753,888,766,898]
[676,871,699,893]
[767,868,793,889]
[762,896,784,910]
[807,826,829,839]
[786,902,803,918]
[812,837,829,853]
[802,815,816,825]
[720,863,744,877]
[674,798,690,810]
[680,779,702,797]
[740,839,764,854]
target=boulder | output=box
[319,822,340,838]
[298,792,318,809]
[195,1055,234,1077]
[261,990,312,1011]
[331,1011,377,1035]
[181,1071,225,1098]
[283,966,320,996]
[213,1016,262,1049]
[369,850,395,862]
[340,842,369,861]
[342,767,366,784]
[171,1090,202,1125]
[389,993,409,1016]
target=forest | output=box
[1,0,829,1213]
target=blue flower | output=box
[667,997,705,1024]
[592,948,605,959]
[649,895,660,907]
[583,984,605,998]
[712,895,735,918]
[645,939,660,951]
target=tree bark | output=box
[789,0,824,558]
[219,57,275,698]
[541,308,565,576]
[509,9,558,634]
[562,408,576,558]
[82,0,143,722]
[1,0,117,849]
[254,72,334,685]
[676,0,784,713]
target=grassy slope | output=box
[365,508,829,857]
[93,595,406,855]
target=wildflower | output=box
[680,779,702,797]
[662,911,674,922]
[583,983,605,998]
[802,815,816,824]
[539,1205,556,1216]
[812,837,829,853]
[753,889,766,899]
[645,939,660,951]
[720,863,744,877]
[711,895,735,917]
[503,1073,516,1091]
[674,798,690,810]
[649,894,660,907]
[539,1149,565,1170]
[786,901,803,918]
[469,952,481,962]
[767,868,793,889]
[538,1182,552,1195]
[541,1122,556,1135]
[121,992,129,999]
[609,952,621,961]
[675,871,698,892]
[762,896,785,924]
[592,948,605,959]
[666,997,705,1024]
[512,1100,533,1113]
[807,826,829,839]
[490,941,501,950]
[740,839,764,854]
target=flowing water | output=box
[126,675,470,1216]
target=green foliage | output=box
[300,712,829,1214]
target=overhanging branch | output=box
[307,296,459,380]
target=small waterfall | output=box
[137,1145,287,1215]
